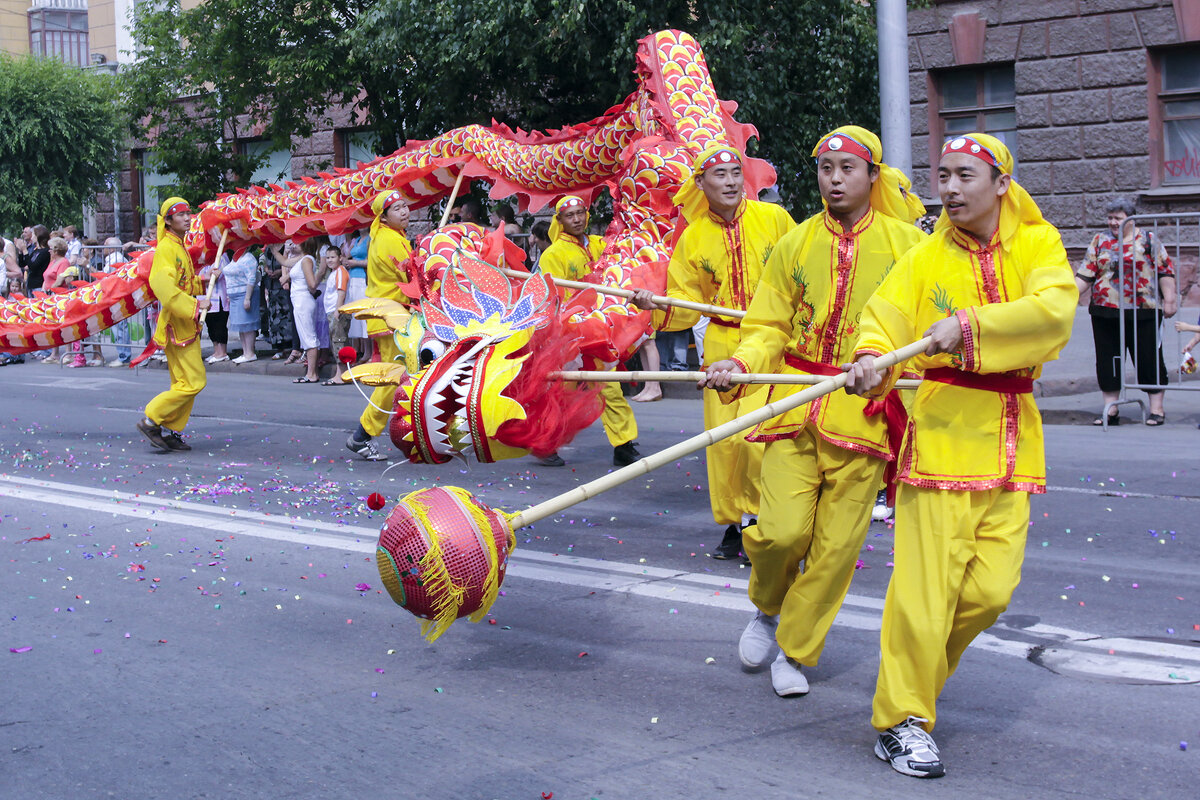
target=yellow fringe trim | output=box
[395,486,517,642]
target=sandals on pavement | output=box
[293,376,318,383]
[1092,412,1120,426]
[1145,413,1166,426]
[322,378,347,386]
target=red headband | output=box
[165,202,190,217]
[816,134,874,163]
[380,191,403,213]
[699,149,741,171]
[940,136,1000,168]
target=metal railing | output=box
[1104,212,1200,425]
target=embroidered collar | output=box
[823,207,875,238]
[706,199,746,228]
[949,225,1001,255]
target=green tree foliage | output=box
[352,0,880,217]
[122,0,377,205]
[0,54,125,232]
[125,0,881,218]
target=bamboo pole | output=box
[438,169,468,228]
[508,337,931,529]
[499,267,744,320]
[198,229,230,325]
[552,369,921,390]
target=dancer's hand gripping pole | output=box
[198,229,230,325]
[509,337,931,529]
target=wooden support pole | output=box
[198,229,230,325]
[507,337,931,529]
[499,267,744,320]
[551,369,921,390]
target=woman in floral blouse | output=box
[1075,198,1177,426]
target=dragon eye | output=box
[419,340,446,367]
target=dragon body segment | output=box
[0,30,772,467]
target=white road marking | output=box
[14,376,138,391]
[2,473,1197,682]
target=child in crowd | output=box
[322,246,350,385]
[51,256,87,367]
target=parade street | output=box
[1,368,1197,800]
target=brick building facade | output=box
[907,0,1200,281]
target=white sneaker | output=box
[107,359,129,368]
[232,354,258,364]
[205,354,230,364]
[871,489,892,521]
[874,716,945,778]
[770,651,809,696]
[345,435,388,462]
[738,611,778,670]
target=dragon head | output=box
[379,226,601,465]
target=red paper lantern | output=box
[376,486,515,641]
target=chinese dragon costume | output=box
[0,29,775,469]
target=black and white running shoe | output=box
[874,716,945,778]
[345,435,388,462]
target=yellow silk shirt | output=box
[149,231,204,347]
[730,209,925,455]
[366,225,414,337]
[854,223,1076,491]
[657,199,796,333]
[539,232,605,285]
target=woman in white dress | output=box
[270,239,323,383]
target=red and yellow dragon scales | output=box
[0,30,774,464]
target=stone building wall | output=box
[907,0,1200,296]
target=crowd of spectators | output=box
[0,208,708,382]
[0,223,379,378]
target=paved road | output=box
[1,365,1197,799]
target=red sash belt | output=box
[707,315,740,329]
[784,354,907,505]
[783,354,840,376]
[925,366,1033,394]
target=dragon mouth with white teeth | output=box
[389,336,498,464]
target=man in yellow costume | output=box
[703,126,925,697]
[346,190,414,461]
[845,133,1075,778]
[632,144,795,559]
[540,195,641,467]
[136,197,210,452]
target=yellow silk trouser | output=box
[744,428,885,666]
[359,336,399,437]
[871,485,1029,732]
[704,323,764,525]
[144,339,207,432]
[599,381,637,447]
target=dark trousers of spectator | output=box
[1091,310,1167,394]
[656,329,690,370]
[205,310,229,347]
[261,278,295,351]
